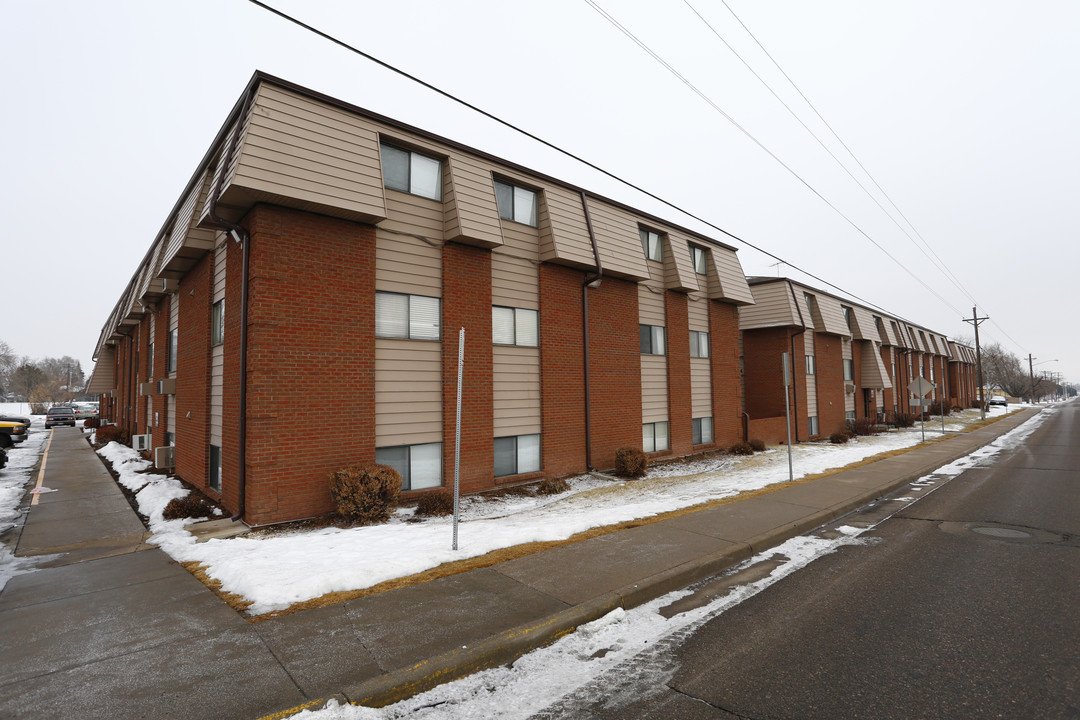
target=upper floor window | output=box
[842,306,853,332]
[843,358,855,381]
[381,143,442,200]
[166,329,178,374]
[492,306,538,347]
[494,179,537,227]
[147,342,154,378]
[689,245,707,274]
[640,325,666,355]
[375,292,440,340]
[640,228,662,262]
[805,355,816,375]
[211,300,224,347]
[689,330,710,358]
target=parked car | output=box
[73,403,99,420]
[0,420,29,448]
[988,396,1008,408]
[0,414,31,430]
[0,446,6,469]
[45,406,77,429]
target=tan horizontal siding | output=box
[740,281,800,329]
[375,226,442,296]
[662,231,700,292]
[708,246,754,305]
[862,341,892,389]
[379,192,445,239]
[586,200,651,280]
[641,355,668,423]
[375,340,442,445]
[539,185,595,268]
[638,282,666,326]
[493,346,541,435]
[811,291,850,336]
[210,344,224,445]
[851,305,881,342]
[687,294,709,332]
[444,155,503,247]
[492,253,538,308]
[691,359,712,417]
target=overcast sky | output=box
[3,0,1077,384]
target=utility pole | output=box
[963,307,989,420]
[1029,354,1036,405]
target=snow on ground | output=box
[283,405,1059,720]
[90,403,1045,616]
[0,406,49,592]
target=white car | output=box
[73,402,100,420]
[987,396,1008,408]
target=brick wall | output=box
[709,300,744,447]
[441,242,494,494]
[240,205,377,526]
[742,326,807,440]
[814,332,845,437]
[174,252,212,493]
[219,235,243,513]
[586,276,641,470]
[539,264,586,476]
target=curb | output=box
[276,409,1041,716]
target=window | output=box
[640,325,666,355]
[376,443,442,490]
[166,329,177,374]
[805,355,816,375]
[494,434,541,477]
[493,179,537,226]
[147,342,154,377]
[842,306,853,332]
[689,330,709,358]
[209,444,222,492]
[689,245,707,274]
[843,358,855,381]
[211,300,224,347]
[643,421,669,453]
[845,411,856,422]
[492,306,538,347]
[804,293,818,317]
[164,432,174,447]
[381,143,442,200]
[375,292,441,340]
[692,417,713,445]
[640,228,662,261]
[808,416,819,435]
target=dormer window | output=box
[640,228,662,262]
[381,143,442,200]
[494,179,537,227]
[689,245,707,274]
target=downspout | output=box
[787,282,806,443]
[579,192,603,470]
[207,88,256,523]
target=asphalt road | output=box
[534,403,1080,720]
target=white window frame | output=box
[492,306,538,347]
[167,329,177,374]
[640,325,666,356]
[808,416,819,436]
[692,417,713,445]
[643,421,670,453]
[689,330,710,358]
[380,142,442,200]
[211,300,224,347]
[375,292,441,340]
[640,228,662,262]
[493,434,541,477]
[689,245,707,274]
[209,444,222,492]
[375,442,443,491]
[805,355,816,375]
[843,358,855,381]
[493,179,538,227]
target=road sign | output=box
[910,376,936,398]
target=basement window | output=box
[692,417,713,445]
[494,434,541,477]
[376,443,442,491]
[643,421,670,453]
[209,444,221,492]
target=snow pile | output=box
[0,416,49,592]
[87,405,1044,616]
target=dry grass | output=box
[201,407,1026,622]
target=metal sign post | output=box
[910,376,936,443]
[452,327,464,551]
[782,352,793,482]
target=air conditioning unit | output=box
[845,382,856,395]
[139,381,155,395]
[154,445,175,469]
[132,434,151,452]
[157,378,176,395]
[161,278,178,293]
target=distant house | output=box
[87,72,754,526]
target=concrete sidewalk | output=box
[0,411,1039,719]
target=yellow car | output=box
[0,420,29,449]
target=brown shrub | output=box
[887,411,917,429]
[748,438,766,452]
[614,447,648,478]
[162,493,213,520]
[415,488,454,517]
[94,424,127,445]
[537,477,570,495]
[847,418,881,436]
[829,432,849,444]
[727,441,754,456]
[328,463,402,524]
[83,417,101,429]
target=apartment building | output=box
[738,277,976,443]
[86,72,755,526]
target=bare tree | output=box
[0,339,15,395]
[980,343,1028,397]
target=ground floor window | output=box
[643,421,670,453]
[808,416,819,435]
[692,417,713,445]
[845,411,856,422]
[376,442,442,490]
[164,432,174,446]
[494,434,541,477]
[209,444,222,492]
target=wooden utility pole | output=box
[963,307,989,420]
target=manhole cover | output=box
[972,526,1032,539]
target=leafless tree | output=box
[980,343,1028,397]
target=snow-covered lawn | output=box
[94,403,1036,616]
[0,403,50,591]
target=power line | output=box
[582,0,964,316]
[685,0,981,309]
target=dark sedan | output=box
[45,406,77,429]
